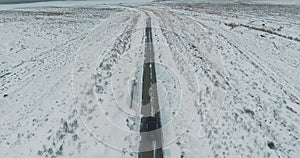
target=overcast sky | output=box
[1,0,300,4]
[0,0,56,4]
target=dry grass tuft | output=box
[225,23,239,29]
[45,12,65,16]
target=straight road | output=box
[138,14,164,158]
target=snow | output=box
[0,0,153,10]
[1,1,300,158]
[158,2,300,157]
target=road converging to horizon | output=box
[1,2,300,158]
[138,13,164,158]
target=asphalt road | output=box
[138,14,164,158]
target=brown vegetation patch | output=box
[225,22,300,42]
[225,23,239,29]
[40,11,66,16]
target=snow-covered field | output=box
[0,1,299,158]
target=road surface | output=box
[138,13,164,158]
[1,2,300,158]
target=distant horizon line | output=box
[0,0,63,4]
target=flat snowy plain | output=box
[0,0,299,158]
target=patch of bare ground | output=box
[43,12,65,16]
[225,23,300,42]
[225,23,239,29]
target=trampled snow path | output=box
[0,2,300,158]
